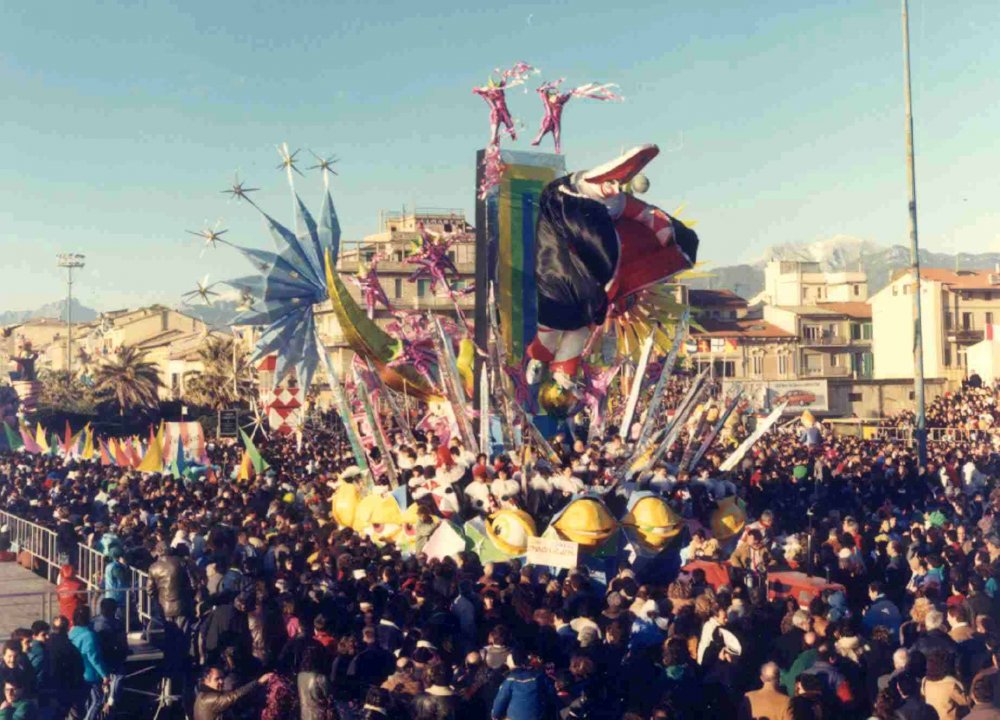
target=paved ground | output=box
[0,561,60,637]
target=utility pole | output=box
[902,0,927,465]
[56,253,86,379]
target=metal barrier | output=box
[872,426,981,444]
[0,510,151,633]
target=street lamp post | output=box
[901,0,927,466]
[56,253,86,379]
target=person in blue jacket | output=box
[103,548,130,617]
[491,647,557,720]
[68,607,108,720]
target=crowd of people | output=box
[3,380,1000,719]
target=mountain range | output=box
[0,298,99,327]
[686,235,1000,298]
[5,237,1000,325]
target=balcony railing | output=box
[800,334,848,346]
[948,327,984,343]
[802,365,852,377]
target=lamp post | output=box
[56,253,86,379]
[901,0,926,466]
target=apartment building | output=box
[870,267,1000,382]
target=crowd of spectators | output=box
[3,382,1000,719]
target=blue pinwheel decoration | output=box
[220,187,341,391]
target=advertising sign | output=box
[724,379,829,413]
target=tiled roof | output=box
[693,319,795,339]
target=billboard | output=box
[724,379,829,413]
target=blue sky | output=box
[1,0,998,311]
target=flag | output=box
[136,428,164,473]
[48,433,60,457]
[3,422,22,452]
[240,429,269,475]
[61,421,73,455]
[99,438,113,466]
[20,422,41,454]
[35,424,49,453]
[126,437,142,467]
[236,451,252,482]
[112,438,130,467]
[82,425,95,461]
[169,433,188,479]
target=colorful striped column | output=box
[475,150,566,369]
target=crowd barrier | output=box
[0,509,151,633]
[871,426,982,444]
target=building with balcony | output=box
[688,289,749,321]
[870,267,1000,382]
[315,208,476,375]
[763,302,873,380]
[687,318,798,380]
[754,260,869,307]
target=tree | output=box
[37,369,97,415]
[92,346,163,415]
[183,336,256,411]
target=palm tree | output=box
[183,336,255,410]
[93,346,163,415]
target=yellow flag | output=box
[35,423,49,453]
[82,424,95,460]
[136,429,164,473]
[237,451,252,483]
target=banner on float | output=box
[719,402,787,472]
[527,536,579,569]
[162,422,209,466]
[723,379,828,413]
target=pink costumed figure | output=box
[473,78,517,146]
[351,252,392,319]
[472,62,536,147]
[531,80,623,155]
[531,81,572,154]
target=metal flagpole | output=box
[902,0,927,465]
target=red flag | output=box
[99,439,113,466]
[113,439,130,467]
[62,420,73,454]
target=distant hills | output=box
[687,235,1000,298]
[0,298,98,326]
[0,297,238,330]
[7,237,1000,326]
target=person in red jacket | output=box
[56,565,86,627]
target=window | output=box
[853,285,860,296]
[893,285,898,296]
[850,324,861,341]
[804,325,821,340]
[830,354,839,367]
[862,323,872,340]
[848,392,863,402]
[944,312,953,330]
[448,251,456,262]
[394,278,402,299]
[963,312,973,330]
[805,354,822,370]
[986,312,994,325]
[712,359,736,378]
[752,355,763,377]
[778,355,789,375]
[417,279,430,298]
[944,346,952,366]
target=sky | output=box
[1,0,998,312]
